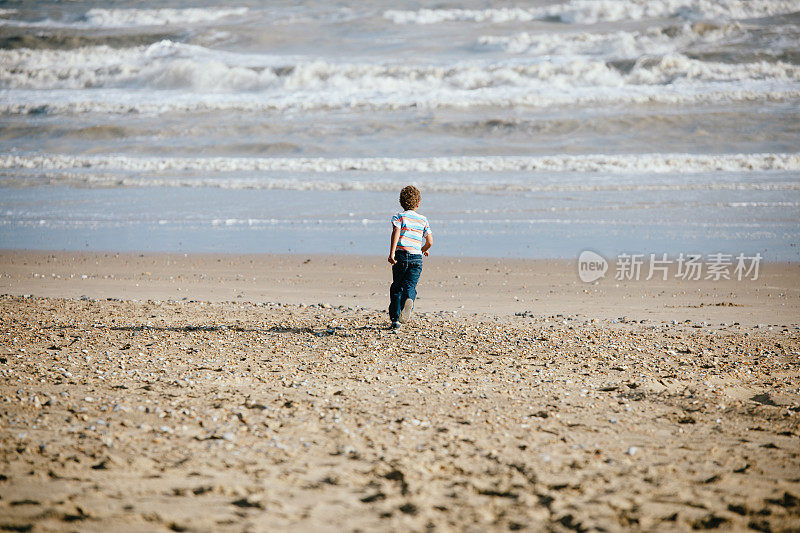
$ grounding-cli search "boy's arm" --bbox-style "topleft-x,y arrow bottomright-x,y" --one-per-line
388,226 -> 400,264
421,233 -> 433,256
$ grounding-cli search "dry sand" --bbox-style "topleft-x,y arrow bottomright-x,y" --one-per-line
0,251 -> 799,532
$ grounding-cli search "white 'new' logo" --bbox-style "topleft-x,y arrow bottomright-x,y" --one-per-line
578,250 -> 607,283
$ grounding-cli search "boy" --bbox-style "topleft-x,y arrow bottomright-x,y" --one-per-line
388,185 -> 433,329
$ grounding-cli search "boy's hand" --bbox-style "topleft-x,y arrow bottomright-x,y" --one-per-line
388,254 -> 396,265
423,250 -> 429,256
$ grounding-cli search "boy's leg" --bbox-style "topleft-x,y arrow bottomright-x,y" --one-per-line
399,259 -> 422,323
388,261 -> 405,322
404,260 -> 422,301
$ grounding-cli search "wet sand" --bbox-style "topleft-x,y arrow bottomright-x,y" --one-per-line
0,251 -> 798,531
1,251 -> 798,326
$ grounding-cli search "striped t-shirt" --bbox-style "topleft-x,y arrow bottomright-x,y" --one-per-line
392,210 -> 431,255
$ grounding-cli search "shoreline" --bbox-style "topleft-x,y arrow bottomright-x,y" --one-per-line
1,250 -> 798,327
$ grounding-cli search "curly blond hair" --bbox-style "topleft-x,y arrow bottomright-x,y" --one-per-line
399,185 -> 421,210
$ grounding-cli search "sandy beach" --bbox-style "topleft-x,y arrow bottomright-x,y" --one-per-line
2,0 -> 800,530
0,251 -> 798,532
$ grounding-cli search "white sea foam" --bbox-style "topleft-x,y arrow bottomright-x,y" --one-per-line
83,7 -> 248,28
546,0 -> 800,24
1,217 -> 786,231
627,54 -> 799,84
385,0 -> 799,25
0,7 -> 248,29
0,41 -> 287,91
2,153 -> 798,177
477,24 -> 734,57
3,86 -> 799,115
2,41 -> 797,102
384,7 -> 539,24
2,170 -> 799,193
724,201 -> 800,207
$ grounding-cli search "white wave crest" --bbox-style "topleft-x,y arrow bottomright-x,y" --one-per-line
385,0 -> 799,25
83,7 -> 248,28
477,23 -> 734,57
0,7 -> 248,29
0,41 -> 284,91
2,153 -> 799,175
3,169 -> 800,193
3,87 -> 799,115
627,54 -> 799,84
547,0 -> 799,24
384,7 -> 539,24
2,42 -> 797,94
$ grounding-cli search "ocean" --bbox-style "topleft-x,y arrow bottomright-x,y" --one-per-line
1,0 -> 798,259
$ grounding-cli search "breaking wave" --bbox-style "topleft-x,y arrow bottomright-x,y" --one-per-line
477,23 -> 735,57
0,41 -> 286,91
82,7 -> 248,28
1,41 -> 797,113
2,153 -> 799,176
546,0 -> 800,24
0,7 -> 248,29
385,0 -> 799,25
5,89 -> 798,115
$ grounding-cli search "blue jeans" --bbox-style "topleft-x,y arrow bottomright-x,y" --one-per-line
389,250 -> 423,321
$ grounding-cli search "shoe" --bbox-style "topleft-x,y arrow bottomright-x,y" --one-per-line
391,321 -> 401,330
399,298 -> 414,323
